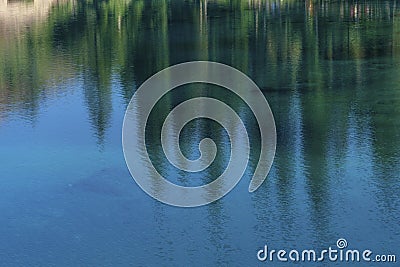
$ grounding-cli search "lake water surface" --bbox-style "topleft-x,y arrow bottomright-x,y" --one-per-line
0,0 -> 399,266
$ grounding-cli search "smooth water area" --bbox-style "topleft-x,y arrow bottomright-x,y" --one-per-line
0,0 -> 399,265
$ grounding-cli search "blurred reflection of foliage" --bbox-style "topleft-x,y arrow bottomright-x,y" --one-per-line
0,0 -> 399,146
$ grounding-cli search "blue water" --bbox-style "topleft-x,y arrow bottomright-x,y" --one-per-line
0,0 -> 399,266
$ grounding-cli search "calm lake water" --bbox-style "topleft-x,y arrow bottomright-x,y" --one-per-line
1,0 -> 400,266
